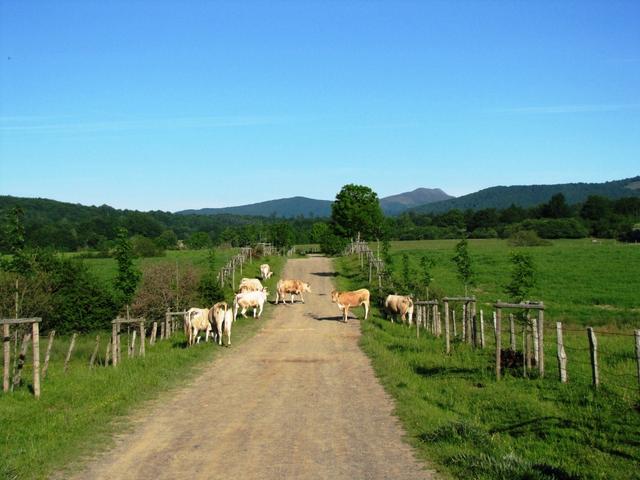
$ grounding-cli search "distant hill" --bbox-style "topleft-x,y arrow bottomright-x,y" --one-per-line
178,188 -> 453,218
410,176 -> 640,214
379,188 -> 453,215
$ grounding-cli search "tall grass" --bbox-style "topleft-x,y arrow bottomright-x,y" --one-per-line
0,255 -> 285,480
335,252 -> 640,480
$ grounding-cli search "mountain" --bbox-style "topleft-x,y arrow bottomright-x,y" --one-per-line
177,196 -> 333,218
177,188 -> 453,218
410,176 -> 640,214
379,188 -> 453,215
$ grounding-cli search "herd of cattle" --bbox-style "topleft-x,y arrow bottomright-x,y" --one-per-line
183,263 -> 416,346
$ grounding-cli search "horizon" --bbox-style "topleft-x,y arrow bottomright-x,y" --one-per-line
1,1 -> 639,211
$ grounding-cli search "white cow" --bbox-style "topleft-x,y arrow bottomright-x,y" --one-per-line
209,302 -> 233,346
384,294 -> 414,326
234,290 -> 268,320
260,264 -> 273,280
185,307 -> 211,346
238,278 -> 265,293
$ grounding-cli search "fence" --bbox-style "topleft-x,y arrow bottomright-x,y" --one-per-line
344,240 -> 640,396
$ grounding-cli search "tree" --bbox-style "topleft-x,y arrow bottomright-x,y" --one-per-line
131,235 -> 165,258
419,255 -> 435,299
198,248 -> 224,304
505,252 -> 536,303
156,229 -> 178,249
310,222 -> 330,243
330,184 -> 384,240
541,193 -> 571,218
452,237 -> 474,296
269,222 -> 294,249
187,231 -> 212,249
113,227 -> 140,309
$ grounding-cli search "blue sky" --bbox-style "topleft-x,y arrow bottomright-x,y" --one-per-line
1,1 -> 638,211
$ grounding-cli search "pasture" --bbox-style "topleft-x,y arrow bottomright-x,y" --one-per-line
75,248 -> 238,283
334,241 -> 640,480
381,239 -> 640,327
0,255 -> 285,480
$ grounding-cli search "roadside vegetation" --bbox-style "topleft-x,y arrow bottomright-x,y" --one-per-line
335,247 -> 640,480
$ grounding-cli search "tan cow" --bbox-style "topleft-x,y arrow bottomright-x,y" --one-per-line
185,307 -> 211,346
330,289 -> 370,323
275,279 -> 311,304
260,264 -> 273,280
238,277 -> 265,293
384,294 -> 414,325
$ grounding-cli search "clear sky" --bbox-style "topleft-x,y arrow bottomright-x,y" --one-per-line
1,1 -> 638,212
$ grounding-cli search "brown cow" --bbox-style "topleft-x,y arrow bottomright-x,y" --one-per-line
330,289 -> 370,323
384,294 -> 414,325
275,279 -> 311,304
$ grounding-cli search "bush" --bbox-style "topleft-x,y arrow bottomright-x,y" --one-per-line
320,232 -> 348,256
470,227 -> 498,239
516,218 -> 588,239
507,230 -> 551,247
131,235 -> 165,258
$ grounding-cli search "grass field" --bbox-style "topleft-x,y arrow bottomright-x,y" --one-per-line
0,255 -> 285,480
380,239 -> 640,328
74,248 -> 239,283
335,244 -> 640,480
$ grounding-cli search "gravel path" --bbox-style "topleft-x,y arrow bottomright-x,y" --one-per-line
72,256 -> 435,480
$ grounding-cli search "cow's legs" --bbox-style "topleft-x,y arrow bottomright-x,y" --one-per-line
242,307 -> 248,318
364,302 -> 370,320
258,302 -> 264,317
343,306 -> 349,323
300,293 -> 305,303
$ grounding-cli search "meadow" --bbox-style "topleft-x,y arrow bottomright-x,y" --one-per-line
335,239 -> 640,480
73,247 -> 238,283
380,238 -> 640,328
0,255 -> 285,480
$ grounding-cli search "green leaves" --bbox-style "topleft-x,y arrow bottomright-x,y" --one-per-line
452,237 -> 474,293
505,252 -> 536,303
113,227 -> 140,307
331,184 -> 385,240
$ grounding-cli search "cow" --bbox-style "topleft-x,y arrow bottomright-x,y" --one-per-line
238,277 -> 265,293
209,302 -> 228,345
233,290 -> 268,320
275,279 -> 311,304
384,294 -> 414,326
185,307 -> 211,346
330,289 -> 370,323
209,301 -> 233,346
260,264 -> 273,280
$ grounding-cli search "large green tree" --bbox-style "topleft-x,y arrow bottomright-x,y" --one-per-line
330,184 -> 384,240
113,227 -> 141,309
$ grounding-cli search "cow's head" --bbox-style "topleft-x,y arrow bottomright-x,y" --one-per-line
330,290 -> 338,302
303,282 -> 311,293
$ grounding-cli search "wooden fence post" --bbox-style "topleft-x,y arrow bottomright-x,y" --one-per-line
64,333 -> 77,373
42,330 -> 55,380
635,330 -> 640,391
165,309 -> 170,339
509,314 -> 516,351
537,306 -> 544,378
523,323 -> 529,378
139,321 -> 145,357
117,323 -> 122,363
105,339 -> 112,366
3,322 -> 10,392
89,335 -> 100,368
531,313 -> 539,366
444,300 -> 450,354
160,322 -> 165,340
12,333 -> 31,389
480,309 -> 485,349
150,322 -> 157,345
587,327 -> 599,387
130,330 -> 137,358
461,304 -> 467,342
556,322 -> 567,383
471,301 -> 477,347
452,310 -> 457,337
495,307 -> 502,380
112,321 -> 118,367
436,305 -> 441,337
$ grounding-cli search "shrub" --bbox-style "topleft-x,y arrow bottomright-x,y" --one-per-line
320,232 -> 348,256
507,230 -> 551,247
131,235 -> 165,258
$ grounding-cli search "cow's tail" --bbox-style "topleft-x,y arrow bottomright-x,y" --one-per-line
233,295 -> 239,321
407,298 -> 414,326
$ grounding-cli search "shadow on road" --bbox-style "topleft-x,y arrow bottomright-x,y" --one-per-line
310,271 -> 339,277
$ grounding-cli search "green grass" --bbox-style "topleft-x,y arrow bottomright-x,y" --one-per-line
0,255 -> 285,480
380,239 -> 640,328
75,248 -> 239,283
335,253 -> 640,480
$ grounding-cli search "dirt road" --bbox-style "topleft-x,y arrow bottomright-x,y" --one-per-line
73,256 -> 435,479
